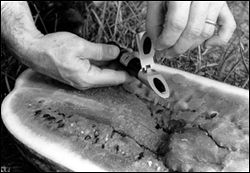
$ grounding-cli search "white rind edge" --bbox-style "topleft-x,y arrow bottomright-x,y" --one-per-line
1,67 -> 249,172
153,64 -> 249,99
1,70 -> 107,172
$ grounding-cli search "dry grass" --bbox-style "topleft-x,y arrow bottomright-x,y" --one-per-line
1,1 -> 249,172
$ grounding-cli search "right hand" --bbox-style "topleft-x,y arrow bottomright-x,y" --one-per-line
146,1 -> 236,58
29,32 -> 131,90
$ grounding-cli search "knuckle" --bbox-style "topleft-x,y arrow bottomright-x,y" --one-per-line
201,29 -> 214,38
74,73 -> 92,86
186,26 -> 202,38
45,47 -> 56,59
60,55 -> 73,69
72,77 -> 92,90
169,20 -> 186,32
94,44 -> 103,60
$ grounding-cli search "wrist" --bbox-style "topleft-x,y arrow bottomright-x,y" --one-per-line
4,29 -> 44,67
1,1 -> 44,67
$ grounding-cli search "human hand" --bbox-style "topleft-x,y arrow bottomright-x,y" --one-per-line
29,32 -> 131,90
146,1 -> 236,58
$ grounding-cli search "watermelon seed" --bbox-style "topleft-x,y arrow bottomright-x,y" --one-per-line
115,145 -> 120,153
47,116 -> 56,121
205,111 -> 219,119
110,131 -> 115,138
57,112 -> 66,117
56,119 -> 63,124
101,144 -> 105,149
93,138 -> 99,144
56,120 -> 65,128
85,135 -> 91,140
42,114 -> 56,121
67,114 -> 73,118
34,110 -> 42,116
137,152 -> 144,160
156,108 -> 164,114
94,130 -> 100,137
38,99 -> 45,104
42,114 -> 50,118
155,124 -> 161,129
57,123 -> 65,128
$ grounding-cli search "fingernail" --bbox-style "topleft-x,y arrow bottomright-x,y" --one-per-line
108,45 -> 120,57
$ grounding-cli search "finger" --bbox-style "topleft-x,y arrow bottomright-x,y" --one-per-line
84,65 -> 132,86
79,40 -> 120,61
68,59 -> 132,89
188,23 -> 215,51
146,1 -> 165,44
155,1 -> 191,50
189,2 -> 225,50
58,58 -> 92,89
168,2 -> 210,55
205,3 -> 236,47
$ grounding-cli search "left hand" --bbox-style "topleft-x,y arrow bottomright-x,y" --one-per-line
146,1 -> 236,58
26,32 -> 132,90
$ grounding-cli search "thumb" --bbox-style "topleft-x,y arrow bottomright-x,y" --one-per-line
80,40 -> 120,61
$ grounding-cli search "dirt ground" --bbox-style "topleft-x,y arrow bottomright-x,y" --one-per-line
1,1 -> 249,172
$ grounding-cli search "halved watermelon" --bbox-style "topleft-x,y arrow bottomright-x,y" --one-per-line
1,64 -> 249,172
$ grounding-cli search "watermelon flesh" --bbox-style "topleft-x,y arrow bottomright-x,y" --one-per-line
1,66 -> 249,172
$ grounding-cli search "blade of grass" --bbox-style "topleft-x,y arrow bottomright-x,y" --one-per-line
195,45 -> 202,73
123,1 -> 140,22
223,58 -> 241,82
16,64 -> 23,75
32,3 -> 48,34
218,36 -> 238,72
200,63 -> 218,70
242,77 -> 249,88
239,40 -> 249,73
33,14 -> 39,24
96,1 -> 107,42
4,75 -> 11,92
54,13 -> 58,32
91,9 -> 109,41
113,1 -> 122,40
1,72 -> 15,81
219,47 -> 236,78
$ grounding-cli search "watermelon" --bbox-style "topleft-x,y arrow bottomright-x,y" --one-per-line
1,65 -> 249,172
